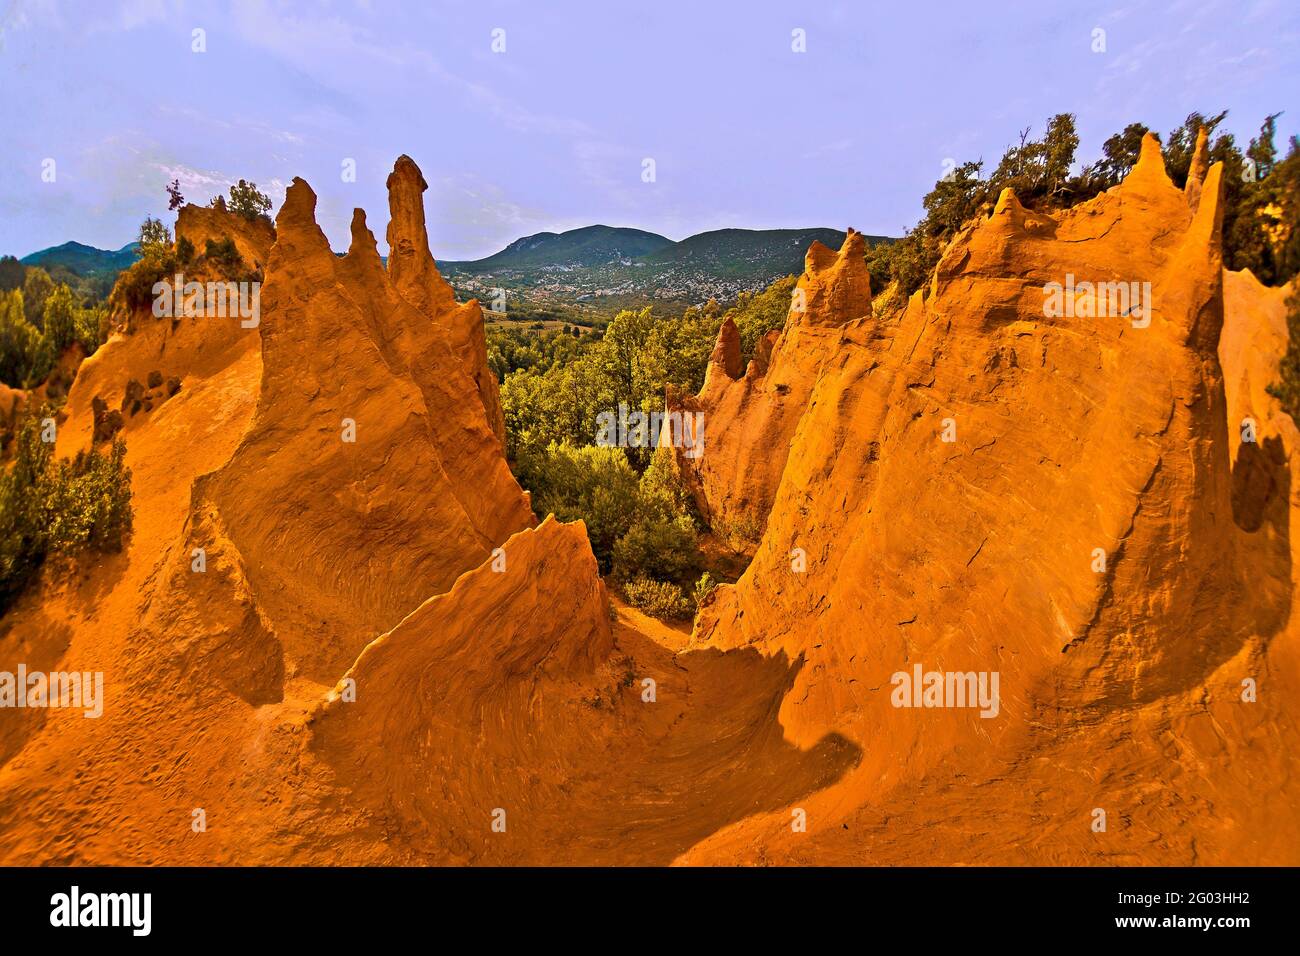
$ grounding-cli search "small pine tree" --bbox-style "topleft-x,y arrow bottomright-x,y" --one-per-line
1247,113 -> 1284,182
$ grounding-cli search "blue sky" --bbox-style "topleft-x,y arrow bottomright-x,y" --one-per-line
1,0 -> 1297,260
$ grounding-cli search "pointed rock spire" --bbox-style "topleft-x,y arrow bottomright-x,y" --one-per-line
751,328 -> 779,377
1118,131 -> 1178,200
382,155 -> 506,444
385,155 -> 456,315
702,317 -> 744,393
993,187 -> 1026,218
1185,126 -> 1210,212
347,208 -> 380,261
271,177 -> 333,263
793,227 -> 872,325
1187,160 -> 1226,263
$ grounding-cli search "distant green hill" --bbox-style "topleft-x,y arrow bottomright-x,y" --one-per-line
20,241 -> 141,276
14,224 -> 896,313
444,225 -> 673,271
441,225 -> 892,307
642,227 -> 858,276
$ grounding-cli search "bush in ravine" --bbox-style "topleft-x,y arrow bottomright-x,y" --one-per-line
692,571 -> 718,609
0,413 -> 133,611
621,576 -> 693,620
521,435 -> 705,584
525,443 -> 642,570
612,512 -> 699,583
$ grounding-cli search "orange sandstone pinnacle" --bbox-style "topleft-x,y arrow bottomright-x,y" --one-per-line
1,144 -> 1298,866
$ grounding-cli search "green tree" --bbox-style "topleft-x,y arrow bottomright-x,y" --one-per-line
138,216 -> 172,260
0,290 -> 54,387
73,304 -> 108,354
1041,113 -> 1080,198
593,306 -> 657,410
924,160 -> 986,234
22,267 -> 55,329
1084,122 -> 1151,188
1247,112 -> 1284,181
0,256 -> 23,293
500,354 -> 609,465
1227,117 -> 1298,282
42,284 -> 76,351
642,306 -> 720,397
982,113 -> 1079,204
227,179 -> 272,221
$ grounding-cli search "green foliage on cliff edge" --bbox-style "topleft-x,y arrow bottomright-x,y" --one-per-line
0,270 -> 107,389
868,111 -> 1300,311
0,413 -> 133,612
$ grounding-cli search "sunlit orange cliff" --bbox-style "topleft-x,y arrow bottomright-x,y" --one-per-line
1,138 -> 1297,865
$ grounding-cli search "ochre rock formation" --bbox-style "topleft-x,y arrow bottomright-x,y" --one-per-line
1185,126 -> 1210,214
666,228 -> 874,541
1,142 -> 1298,866
681,134 -> 1300,863
386,156 -> 507,446
307,516 -> 616,861
0,156 -> 546,862
191,174 -> 533,681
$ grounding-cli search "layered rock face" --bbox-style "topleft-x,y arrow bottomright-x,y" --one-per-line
307,517 -> 616,860
306,518 -> 860,865
191,171 -> 534,680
